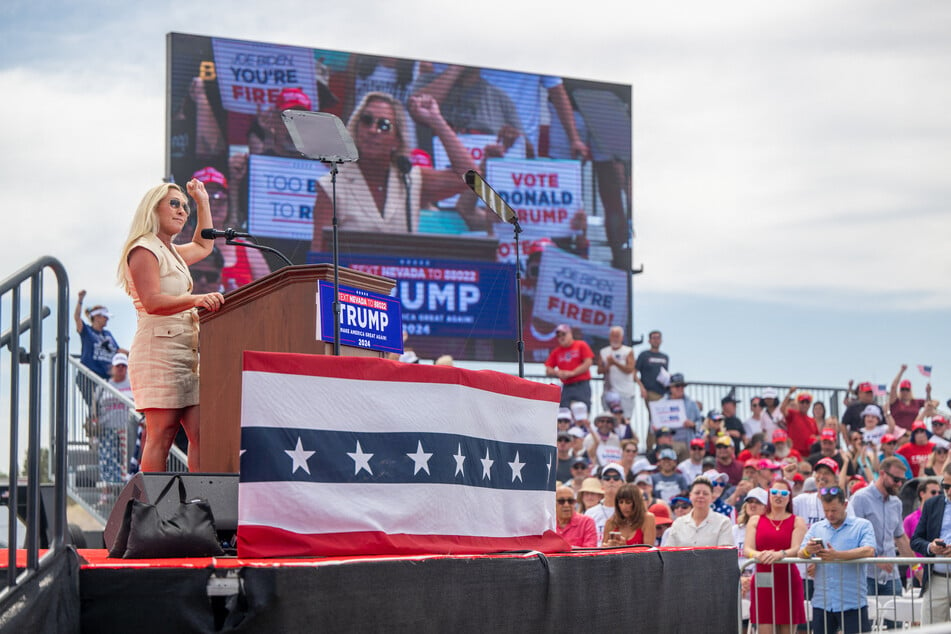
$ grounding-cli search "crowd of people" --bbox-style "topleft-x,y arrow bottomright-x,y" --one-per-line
549,326 -> 951,631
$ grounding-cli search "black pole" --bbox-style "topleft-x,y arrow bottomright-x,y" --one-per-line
330,161 -> 341,356
513,220 -> 525,378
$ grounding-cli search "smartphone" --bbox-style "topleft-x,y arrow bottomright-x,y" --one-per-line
810,538 -> 825,547
609,531 -> 622,541
936,540 -> 947,548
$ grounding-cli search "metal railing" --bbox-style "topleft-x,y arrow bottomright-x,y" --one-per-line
524,373 -> 846,445
0,256 -> 68,598
738,556 -> 951,632
60,355 -> 188,524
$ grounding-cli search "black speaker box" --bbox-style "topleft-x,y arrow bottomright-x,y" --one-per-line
103,472 -> 238,552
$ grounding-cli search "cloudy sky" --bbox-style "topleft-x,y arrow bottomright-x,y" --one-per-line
1,0 -> 949,407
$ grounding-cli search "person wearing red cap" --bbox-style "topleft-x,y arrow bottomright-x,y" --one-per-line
898,421 -> 935,477
678,437 -> 707,482
189,166 -> 271,292
780,387 -> 818,456
771,429 -> 803,463
878,433 -> 913,480
544,324 -> 595,410
841,381 -> 884,433
889,364 -> 932,431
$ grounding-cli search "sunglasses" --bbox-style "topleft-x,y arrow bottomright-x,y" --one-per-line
711,481 -> 725,487
672,502 -> 691,510
601,474 -> 622,481
769,488 -> 790,497
556,498 -> 575,505
819,487 -> 841,496
359,114 -> 393,133
885,473 -> 907,485
941,482 -> 951,491
572,464 -> 587,470
168,198 -> 190,213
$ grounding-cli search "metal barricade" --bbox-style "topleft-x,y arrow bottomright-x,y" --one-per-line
525,373 -> 846,451
59,355 -> 188,524
738,556 -> 951,633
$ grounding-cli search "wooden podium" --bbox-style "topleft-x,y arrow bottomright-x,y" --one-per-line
197,264 -> 396,472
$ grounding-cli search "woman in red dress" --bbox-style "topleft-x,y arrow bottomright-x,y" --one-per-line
601,483 -> 656,547
744,478 -> 806,633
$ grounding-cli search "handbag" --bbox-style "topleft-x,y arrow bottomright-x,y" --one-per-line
108,474 -> 225,558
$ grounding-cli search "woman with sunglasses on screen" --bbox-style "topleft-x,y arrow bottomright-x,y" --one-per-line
309,91 -> 475,249
117,180 -> 225,473
744,478 -> 807,633
601,483 -> 656,547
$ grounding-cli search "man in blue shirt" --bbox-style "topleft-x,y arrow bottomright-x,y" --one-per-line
801,487 -> 876,634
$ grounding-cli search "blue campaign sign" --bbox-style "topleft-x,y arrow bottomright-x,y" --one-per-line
316,282 -> 404,354
307,254 -> 517,339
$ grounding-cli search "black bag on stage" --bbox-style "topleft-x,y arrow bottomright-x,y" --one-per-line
108,474 -> 225,558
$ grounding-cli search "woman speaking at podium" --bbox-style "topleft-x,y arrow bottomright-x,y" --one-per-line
309,91 -> 474,246
117,179 -> 225,472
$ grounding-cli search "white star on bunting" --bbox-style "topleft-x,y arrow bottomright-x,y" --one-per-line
406,441 -> 433,475
509,451 -> 526,482
348,440 -> 374,476
284,437 -> 315,475
480,448 -> 494,480
453,443 -> 466,477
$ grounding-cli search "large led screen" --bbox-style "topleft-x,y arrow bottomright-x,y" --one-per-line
167,32 -> 632,363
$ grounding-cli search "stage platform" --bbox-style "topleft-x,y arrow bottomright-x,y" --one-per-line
6,545 -> 740,632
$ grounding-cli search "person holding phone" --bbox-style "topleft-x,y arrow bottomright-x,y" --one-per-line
800,486 -> 876,634
911,461 -> 951,625
744,479 -> 807,633
601,483 -> 656,547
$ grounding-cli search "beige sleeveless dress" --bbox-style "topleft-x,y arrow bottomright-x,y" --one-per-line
126,233 -> 200,409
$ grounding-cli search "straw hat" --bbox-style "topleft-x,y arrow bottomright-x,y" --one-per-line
579,477 -> 605,496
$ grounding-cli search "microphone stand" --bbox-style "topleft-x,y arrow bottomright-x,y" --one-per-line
511,218 -> 525,379
462,170 -> 525,377
279,110 -> 359,357
329,160 -> 341,356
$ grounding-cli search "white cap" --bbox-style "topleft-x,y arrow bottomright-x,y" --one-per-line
744,487 -> 768,505
88,307 -> 113,319
701,469 -> 729,484
111,352 -> 129,366
570,401 -> 589,421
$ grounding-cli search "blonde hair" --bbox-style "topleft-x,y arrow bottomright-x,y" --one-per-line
116,183 -> 184,294
347,91 -> 410,159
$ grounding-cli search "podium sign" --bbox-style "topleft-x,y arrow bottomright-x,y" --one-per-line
316,281 -> 403,354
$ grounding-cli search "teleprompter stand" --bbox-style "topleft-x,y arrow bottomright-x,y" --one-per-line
282,110 -> 359,356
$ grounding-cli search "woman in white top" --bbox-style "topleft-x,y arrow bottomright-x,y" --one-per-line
662,477 -> 734,547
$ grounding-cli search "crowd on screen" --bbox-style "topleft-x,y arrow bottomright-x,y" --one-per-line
548,326 -> 951,629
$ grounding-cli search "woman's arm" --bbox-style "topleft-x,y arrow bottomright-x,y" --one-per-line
785,517 -> 808,558
127,247 -> 223,316
175,179 -> 216,266
743,516 -> 760,559
410,94 -> 475,204
74,289 -> 86,334
641,513 -> 656,546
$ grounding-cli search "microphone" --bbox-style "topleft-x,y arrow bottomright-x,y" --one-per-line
201,227 -> 251,240
395,156 -> 413,233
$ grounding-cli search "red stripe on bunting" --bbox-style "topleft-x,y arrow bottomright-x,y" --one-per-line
242,351 -> 560,403
237,525 -> 571,558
